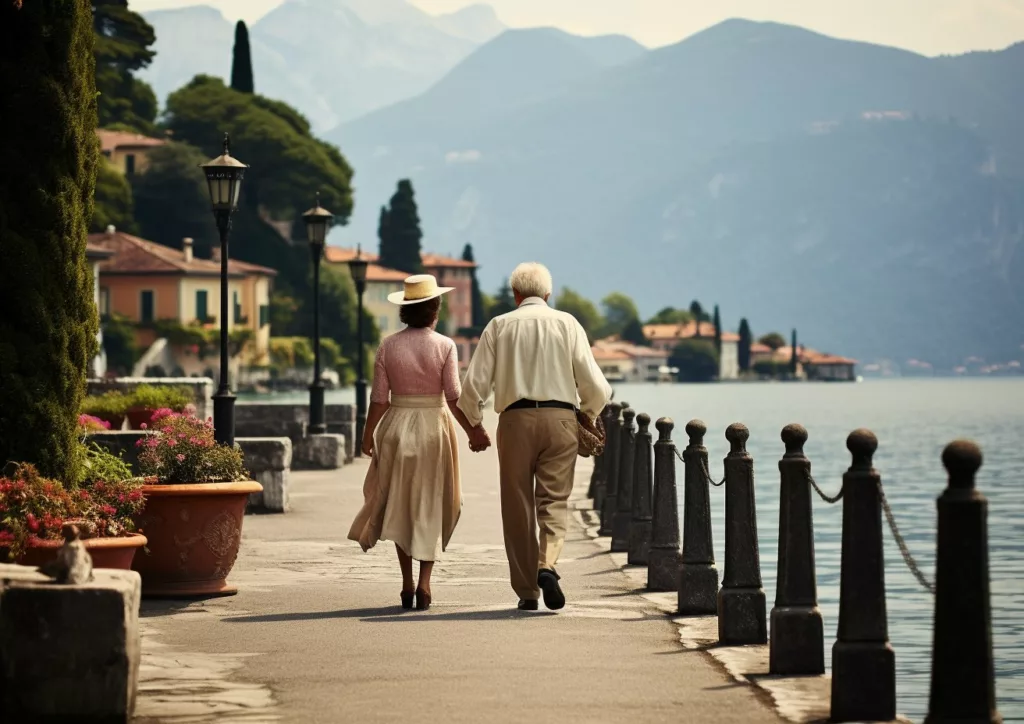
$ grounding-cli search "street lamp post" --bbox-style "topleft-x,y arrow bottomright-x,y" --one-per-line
201,133 -> 248,446
347,246 -> 369,455
302,193 -> 333,435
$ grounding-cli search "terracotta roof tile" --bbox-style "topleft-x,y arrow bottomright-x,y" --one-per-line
421,252 -> 476,269
323,246 -> 476,269
592,347 -> 632,361
96,129 -> 166,153
366,264 -> 408,283
89,229 -> 276,277
643,321 -> 737,342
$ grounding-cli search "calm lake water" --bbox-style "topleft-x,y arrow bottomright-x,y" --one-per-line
242,378 -> 1024,722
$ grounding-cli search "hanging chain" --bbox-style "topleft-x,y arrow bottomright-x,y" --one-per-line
804,469 -> 845,503
877,479 -> 935,594
672,448 -> 726,486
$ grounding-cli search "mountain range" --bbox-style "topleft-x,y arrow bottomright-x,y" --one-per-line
140,0 -> 507,131
326,19 -> 1024,369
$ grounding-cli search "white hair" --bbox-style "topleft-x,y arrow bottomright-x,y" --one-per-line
509,262 -> 553,299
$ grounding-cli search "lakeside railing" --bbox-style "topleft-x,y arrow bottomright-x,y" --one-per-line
588,402 -> 1001,724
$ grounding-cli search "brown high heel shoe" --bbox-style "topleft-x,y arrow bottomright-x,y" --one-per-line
415,588 -> 431,611
401,590 -> 415,609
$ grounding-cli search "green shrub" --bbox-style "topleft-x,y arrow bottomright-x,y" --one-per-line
81,391 -> 131,418
130,384 -> 193,411
76,441 -> 132,487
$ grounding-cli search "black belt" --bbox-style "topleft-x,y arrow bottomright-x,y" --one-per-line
505,399 -> 577,412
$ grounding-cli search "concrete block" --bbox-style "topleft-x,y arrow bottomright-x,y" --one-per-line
294,434 -> 346,471
237,437 -> 293,513
0,563 -> 141,723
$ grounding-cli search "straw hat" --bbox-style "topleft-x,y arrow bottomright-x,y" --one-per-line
387,274 -> 455,305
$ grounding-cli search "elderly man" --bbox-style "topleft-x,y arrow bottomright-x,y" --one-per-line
459,262 -> 612,611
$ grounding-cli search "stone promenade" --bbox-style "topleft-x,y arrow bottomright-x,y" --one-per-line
133,412 -> 782,723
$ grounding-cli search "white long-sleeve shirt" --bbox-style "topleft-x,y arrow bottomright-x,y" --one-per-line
457,297 -> 613,427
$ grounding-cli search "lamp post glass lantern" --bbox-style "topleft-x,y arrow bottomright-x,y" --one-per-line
348,246 -> 369,455
303,193 -> 334,435
200,132 -> 248,446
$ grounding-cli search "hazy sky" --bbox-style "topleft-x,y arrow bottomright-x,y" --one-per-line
131,0 -> 1024,56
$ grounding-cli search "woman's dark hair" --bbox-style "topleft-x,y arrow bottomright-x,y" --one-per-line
400,296 -> 442,329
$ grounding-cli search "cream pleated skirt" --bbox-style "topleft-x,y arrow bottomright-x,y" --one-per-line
347,395 -> 462,562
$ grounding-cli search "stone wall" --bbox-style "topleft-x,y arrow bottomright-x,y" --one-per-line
87,377 -> 214,421
237,438 -> 292,513
235,403 -> 355,460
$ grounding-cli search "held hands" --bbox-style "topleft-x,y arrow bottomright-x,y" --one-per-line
468,425 -> 491,453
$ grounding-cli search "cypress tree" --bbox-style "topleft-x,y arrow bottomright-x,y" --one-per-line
738,318 -> 752,372
1,0 -> 99,482
790,329 -> 799,376
712,304 -> 722,354
230,20 -> 254,93
378,179 -> 423,274
620,317 -> 648,346
689,299 -> 705,323
462,243 -> 486,330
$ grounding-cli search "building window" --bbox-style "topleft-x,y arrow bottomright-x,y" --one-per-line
125,153 -> 136,175
259,304 -> 270,327
99,287 -> 110,318
140,290 -> 154,323
195,290 -> 208,322
233,291 -> 242,323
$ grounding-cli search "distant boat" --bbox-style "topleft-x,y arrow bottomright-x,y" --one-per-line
856,375 -> 864,383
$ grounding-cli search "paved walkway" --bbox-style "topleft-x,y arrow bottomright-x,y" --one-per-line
134,412 -> 782,724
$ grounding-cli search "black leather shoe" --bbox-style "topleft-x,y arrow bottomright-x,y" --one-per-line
517,599 -> 539,611
538,569 -> 565,610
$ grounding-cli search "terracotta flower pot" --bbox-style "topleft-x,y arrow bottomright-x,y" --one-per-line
132,481 -> 263,598
5,533 -> 147,570
126,407 -> 156,429
95,413 -> 126,430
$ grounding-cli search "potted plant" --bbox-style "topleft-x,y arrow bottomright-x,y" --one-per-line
78,413 -> 112,432
0,451 -> 148,570
132,410 -> 261,597
126,384 -> 194,429
81,391 -> 131,430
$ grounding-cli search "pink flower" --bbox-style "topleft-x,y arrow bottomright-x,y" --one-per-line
166,438 -> 177,447
147,439 -> 159,448
176,454 -> 185,462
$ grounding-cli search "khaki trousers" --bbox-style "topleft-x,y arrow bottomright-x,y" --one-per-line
496,408 -> 578,600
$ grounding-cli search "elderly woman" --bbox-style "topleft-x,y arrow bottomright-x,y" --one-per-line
348,274 -> 490,611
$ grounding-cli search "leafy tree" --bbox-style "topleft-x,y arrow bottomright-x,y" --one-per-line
1,0 -> 99,482
163,75 -> 353,296
646,307 -> 692,325
738,318 -> 753,372
378,179 -> 423,274
164,75 -> 352,228
91,157 -> 136,233
790,329 -> 799,375
689,300 -> 709,323
487,280 -> 516,320
759,332 -> 786,350
230,20 -> 254,94
712,304 -> 722,353
462,243 -> 486,330
92,0 -> 158,133
555,287 -> 601,340
131,142 -> 216,257
620,317 -> 648,346
669,339 -> 720,383
600,292 -> 640,338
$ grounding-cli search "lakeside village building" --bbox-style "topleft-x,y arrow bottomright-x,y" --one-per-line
592,322 -> 857,382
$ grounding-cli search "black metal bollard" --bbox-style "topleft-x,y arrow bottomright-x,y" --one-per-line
678,419 -> 718,615
592,405 -> 616,514
925,441 -> 1001,724
611,408 -> 636,553
718,423 -> 767,645
647,418 -> 681,591
769,424 -> 825,675
628,413 -> 654,566
598,403 -> 624,536
831,429 -> 895,723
